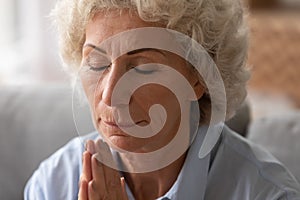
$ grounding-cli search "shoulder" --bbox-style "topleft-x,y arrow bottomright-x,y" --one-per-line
24,132 -> 98,200
206,126 -> 300,200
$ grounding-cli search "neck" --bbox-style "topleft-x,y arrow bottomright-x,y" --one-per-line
122,152 -> 187,200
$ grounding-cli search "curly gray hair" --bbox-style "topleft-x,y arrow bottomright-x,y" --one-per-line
52,0 -> 250,123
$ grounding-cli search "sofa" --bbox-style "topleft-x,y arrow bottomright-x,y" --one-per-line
0,84 -> 299,200
0,84 -> 93,200
248,113 -> 300,182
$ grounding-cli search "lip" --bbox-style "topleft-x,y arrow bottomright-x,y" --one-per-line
103,120 -> 136,128
98,120 -> 126,137
100,118 -> 148,129
101,118 -> 139,129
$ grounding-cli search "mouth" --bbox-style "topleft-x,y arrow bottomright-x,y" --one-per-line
103,120 -> 135,128
100,118 -> 148,129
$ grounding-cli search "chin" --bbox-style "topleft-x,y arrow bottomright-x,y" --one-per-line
108,135 -> 159,153
103,134 -> 140,152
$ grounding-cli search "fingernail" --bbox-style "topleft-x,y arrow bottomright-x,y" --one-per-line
86,140 -> 96,154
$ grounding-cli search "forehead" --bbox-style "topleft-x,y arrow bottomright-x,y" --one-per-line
85,10 -> 163,46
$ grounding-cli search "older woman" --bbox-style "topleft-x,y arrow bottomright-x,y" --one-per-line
25,0 -> 300,199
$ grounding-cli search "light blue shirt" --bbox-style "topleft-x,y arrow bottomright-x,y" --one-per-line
24,126 -> 300,200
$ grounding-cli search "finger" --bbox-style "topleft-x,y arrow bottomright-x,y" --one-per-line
78,179 -> 88,200
85,140 -> 96,155
88,180 -> 101,200
121,177 -> 129,200
91,154 -> 107,192
81,151 -> 92,183
94,138 -> 115,165
90,155 -> 128,200
94,140 -> 121,187
92,139 -> 126,198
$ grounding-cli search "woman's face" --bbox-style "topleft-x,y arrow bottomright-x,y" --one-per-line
81,10 -> 204,153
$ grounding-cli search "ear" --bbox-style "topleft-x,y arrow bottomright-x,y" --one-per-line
187,68 -> 205,100
191,79 -> 205,100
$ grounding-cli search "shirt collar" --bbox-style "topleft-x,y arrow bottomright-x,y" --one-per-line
159,125 -> 211,200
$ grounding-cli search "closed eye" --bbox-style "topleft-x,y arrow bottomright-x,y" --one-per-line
133,64 -> 159,75
134,67 -> 155,74
89,64 -> 111,72
83,55 -> 111,72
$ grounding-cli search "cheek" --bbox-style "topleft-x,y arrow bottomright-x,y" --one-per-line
80,72 -> 106,122
130,85 -> 181,122
80,71 -> 104,100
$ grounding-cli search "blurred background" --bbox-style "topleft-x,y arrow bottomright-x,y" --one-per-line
0,0 -> 299,116
0,0 -> 300,199
0,0 -> 67,84
247,0 -> 300,118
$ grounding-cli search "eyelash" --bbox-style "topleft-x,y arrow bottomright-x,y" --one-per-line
88,64 -> 111,72
134,67 -> 156,75
88,63 -> 157,75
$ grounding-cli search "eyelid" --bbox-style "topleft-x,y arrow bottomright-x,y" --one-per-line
134,67 -> 155,74
82,44 -> 111,66
89,63 -> 111,72
84,55 -> 111,67
81,55 -> 111,70
133,63 -> 161,75
82,52 -> 111,69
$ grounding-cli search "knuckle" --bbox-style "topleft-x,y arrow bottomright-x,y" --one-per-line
79,176 -> 86,185
83,151 -> 90,158
78,176 -> 84,187
88,180 -> 106,200
89,180 -> 97,191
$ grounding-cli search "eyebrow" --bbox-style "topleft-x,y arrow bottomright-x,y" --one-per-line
84,44 -> 107,54
126,48 -> 166,57
84,43 -> 166,57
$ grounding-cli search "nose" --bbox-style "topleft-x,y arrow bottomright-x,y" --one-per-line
99,60 -> 126,106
